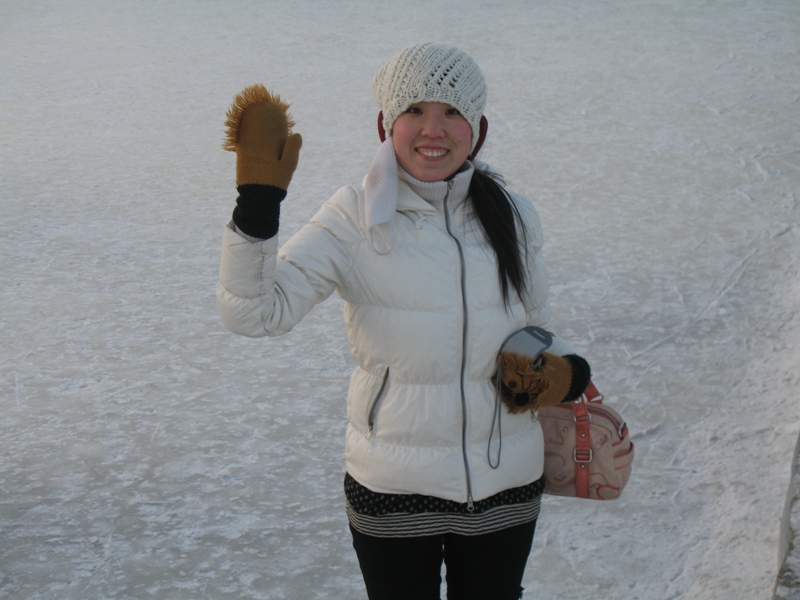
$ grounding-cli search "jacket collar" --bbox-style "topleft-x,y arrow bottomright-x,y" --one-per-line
397,163 -> 474,215
363,138 -> 474,254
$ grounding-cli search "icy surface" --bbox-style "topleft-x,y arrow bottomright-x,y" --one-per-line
1,1 -> 799,598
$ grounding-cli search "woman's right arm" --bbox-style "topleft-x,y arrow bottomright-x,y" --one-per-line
216,84 -> 320,338
217,188 -> 357,338
215,85 -> 360,338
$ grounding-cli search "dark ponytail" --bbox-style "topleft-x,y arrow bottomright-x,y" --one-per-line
468,169 -> 529,307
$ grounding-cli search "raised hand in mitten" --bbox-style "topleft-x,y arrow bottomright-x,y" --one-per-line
223,84 -> 302,188
496,351 -> 591,414
223,84 -> 303,238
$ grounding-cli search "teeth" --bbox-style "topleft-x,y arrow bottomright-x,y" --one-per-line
419,149 -> 447,158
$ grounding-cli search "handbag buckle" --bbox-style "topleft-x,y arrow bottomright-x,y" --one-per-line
574,448 -> 593,463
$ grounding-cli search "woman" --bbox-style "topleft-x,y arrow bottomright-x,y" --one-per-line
218,42 -> 587,600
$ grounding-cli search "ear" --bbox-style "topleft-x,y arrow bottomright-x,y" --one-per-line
468,115 -> 489,161
377,111 -> 386,142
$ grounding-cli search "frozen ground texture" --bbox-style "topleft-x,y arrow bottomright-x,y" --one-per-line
1,1 -> 799,598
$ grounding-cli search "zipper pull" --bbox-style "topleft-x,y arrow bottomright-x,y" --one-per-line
467,495 -> 475,512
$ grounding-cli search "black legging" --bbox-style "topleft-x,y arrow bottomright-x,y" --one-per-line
350,520 -> 536,600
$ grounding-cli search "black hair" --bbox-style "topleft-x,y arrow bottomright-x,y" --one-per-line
468,168 -> 529,307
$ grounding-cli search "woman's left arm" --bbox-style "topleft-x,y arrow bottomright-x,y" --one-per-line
518,197 -> 551,326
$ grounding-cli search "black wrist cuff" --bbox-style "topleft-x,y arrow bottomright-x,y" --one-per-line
563,354 -> 592,402
232,184 -> 287,239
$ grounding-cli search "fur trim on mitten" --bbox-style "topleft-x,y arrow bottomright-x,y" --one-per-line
495,351 -> 591,414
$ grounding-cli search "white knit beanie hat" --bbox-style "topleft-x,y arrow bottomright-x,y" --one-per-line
372,42 -> 487,151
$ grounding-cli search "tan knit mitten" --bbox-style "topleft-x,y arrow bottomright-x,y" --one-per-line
496,352 -> 591,414
223,84 -> 302,190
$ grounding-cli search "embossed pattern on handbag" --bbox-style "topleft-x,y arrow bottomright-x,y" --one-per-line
538,382 -> 634,500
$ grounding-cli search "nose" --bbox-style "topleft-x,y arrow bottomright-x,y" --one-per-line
420,113 -> 445,137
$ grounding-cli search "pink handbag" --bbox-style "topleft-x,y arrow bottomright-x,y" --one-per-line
538,382 -> 634,500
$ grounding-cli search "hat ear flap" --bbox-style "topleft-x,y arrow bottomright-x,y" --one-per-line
469,115 -> 488,161
377,111 -> 387,142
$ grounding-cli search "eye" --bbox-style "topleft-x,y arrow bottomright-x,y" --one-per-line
446,108 -> 462,116
405,106 -> 423,114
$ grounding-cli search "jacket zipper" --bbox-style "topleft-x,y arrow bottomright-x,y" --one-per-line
443,180 -> 475,511
367,367 -> 390,435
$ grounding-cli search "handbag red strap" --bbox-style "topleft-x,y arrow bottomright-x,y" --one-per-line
572,381 -> 600,498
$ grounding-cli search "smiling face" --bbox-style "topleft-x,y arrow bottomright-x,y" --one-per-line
390,102 -> 474,182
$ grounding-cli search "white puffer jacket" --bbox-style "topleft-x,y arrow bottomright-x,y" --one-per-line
217,164 -> 551,505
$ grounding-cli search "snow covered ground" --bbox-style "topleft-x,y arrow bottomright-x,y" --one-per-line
2,1 -> 799,598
